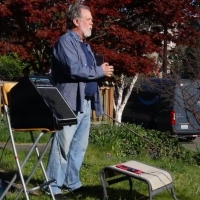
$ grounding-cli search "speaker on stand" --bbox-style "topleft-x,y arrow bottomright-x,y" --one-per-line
9,76 -> 77,129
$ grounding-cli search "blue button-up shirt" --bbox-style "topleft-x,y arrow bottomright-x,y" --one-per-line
51,30 -> 105,116
80,41 -> 98,96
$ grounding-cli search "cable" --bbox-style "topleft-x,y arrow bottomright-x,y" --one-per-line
0,136 -> 10,162
141,170 -> 174,197
103,113 -> 161,151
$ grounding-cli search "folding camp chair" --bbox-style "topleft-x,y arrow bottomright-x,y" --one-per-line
100,160 -> 178,200
0,82 -> 57,200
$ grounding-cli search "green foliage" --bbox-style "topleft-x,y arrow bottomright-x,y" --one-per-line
0,116 -> 7,129
0,119 -> 198,165
90,123 -> 196,164
1,122 -> 200,199
0,53 -> 25,79
193,145 -> 200,165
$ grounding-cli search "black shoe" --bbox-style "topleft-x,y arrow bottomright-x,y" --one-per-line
54,193 -> 68,200
72,186 -> 88,194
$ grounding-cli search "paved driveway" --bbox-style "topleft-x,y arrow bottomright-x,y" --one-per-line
179,137 -> 200,151
1,137 -> 200,152
0,142 -> 50,151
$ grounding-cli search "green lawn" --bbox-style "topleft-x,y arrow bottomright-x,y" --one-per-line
0,122 -> 200,199
0,144 -> 200,200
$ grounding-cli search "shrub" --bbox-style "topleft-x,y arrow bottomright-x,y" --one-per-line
89,123 -> 197,164
0,53 -> 25,80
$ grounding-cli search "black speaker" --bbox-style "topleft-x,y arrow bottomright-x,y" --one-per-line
9,76 -> 77,129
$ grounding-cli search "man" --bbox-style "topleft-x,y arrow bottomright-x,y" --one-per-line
45,3 -> 114,200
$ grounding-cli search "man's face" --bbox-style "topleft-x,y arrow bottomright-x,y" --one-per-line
77,8 -> 93,38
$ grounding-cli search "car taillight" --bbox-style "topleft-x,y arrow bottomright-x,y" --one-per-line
170,110 -> 175,125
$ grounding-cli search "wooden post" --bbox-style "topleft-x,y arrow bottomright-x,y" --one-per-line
109,87 -> 114,122
91,86 -> 114,123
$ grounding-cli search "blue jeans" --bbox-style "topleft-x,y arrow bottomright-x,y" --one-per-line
46,99 -> 91,194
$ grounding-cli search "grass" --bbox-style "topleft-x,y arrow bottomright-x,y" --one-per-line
0,120 -> 200,199
1,145 -> 200,200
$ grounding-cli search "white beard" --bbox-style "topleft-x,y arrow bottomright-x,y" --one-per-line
80,24 -> 92,38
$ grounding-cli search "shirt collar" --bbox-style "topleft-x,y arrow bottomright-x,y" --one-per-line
68,30 -> 87,43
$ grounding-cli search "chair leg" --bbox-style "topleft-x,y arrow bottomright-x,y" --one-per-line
99,170 -> 109,200
0,174 -> 17,200
4,108 -> 30,199
128,177 -> 133,194
15,132 -> 55,200
2,104 -> 56,200
171,187 -> 178,200
148,184 -> 153,200
9,143 -> 30,199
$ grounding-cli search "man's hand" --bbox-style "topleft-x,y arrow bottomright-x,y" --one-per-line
101,62 -> 114,77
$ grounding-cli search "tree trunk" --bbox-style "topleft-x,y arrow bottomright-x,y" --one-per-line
114,73 -> 139,124
115,109 -> 123,124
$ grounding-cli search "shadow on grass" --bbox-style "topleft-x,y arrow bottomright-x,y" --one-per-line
63,185 -> 150,200
0,170 -> 150,200
0,171 -> 179,200
0,170 -> 45,196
